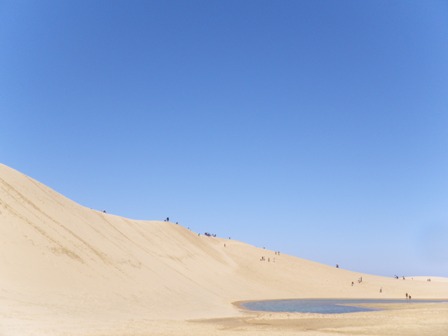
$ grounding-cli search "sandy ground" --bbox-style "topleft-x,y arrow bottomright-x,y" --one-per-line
3,303 -> 447,336
1,163 -> 447,336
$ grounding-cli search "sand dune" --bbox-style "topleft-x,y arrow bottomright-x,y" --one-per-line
1,163 -> 447,336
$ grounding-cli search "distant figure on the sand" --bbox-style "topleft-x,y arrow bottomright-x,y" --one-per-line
406,293 -> 409,299
336,264 -> 339,268
351,281 -> 354,286
380,287 -> 382,293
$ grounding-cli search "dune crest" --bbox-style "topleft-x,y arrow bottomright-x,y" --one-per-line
1,164 -> 447,335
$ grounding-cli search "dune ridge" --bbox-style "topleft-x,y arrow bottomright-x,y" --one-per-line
1,163 -> 447,335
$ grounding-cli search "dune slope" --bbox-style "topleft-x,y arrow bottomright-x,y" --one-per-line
1,164 -> 447,334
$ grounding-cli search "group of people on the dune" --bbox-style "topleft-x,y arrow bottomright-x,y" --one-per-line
394,275 -> 407,280
349,275 -> 414,299
259,251 -> 280,263
350,276 -> 363,287
204,232 -> 217,237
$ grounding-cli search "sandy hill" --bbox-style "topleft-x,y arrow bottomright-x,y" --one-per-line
1,164 -> 447,335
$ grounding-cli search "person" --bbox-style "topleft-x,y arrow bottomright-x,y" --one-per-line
380,287 -> 382,293
406,293 -> 409,299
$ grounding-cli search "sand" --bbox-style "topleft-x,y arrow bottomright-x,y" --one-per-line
1,163 -> 447,335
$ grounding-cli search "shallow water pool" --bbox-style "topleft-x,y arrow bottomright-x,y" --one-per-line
241,299 -> 445,314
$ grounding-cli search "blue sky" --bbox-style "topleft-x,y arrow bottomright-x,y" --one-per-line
1,0 -> 447,277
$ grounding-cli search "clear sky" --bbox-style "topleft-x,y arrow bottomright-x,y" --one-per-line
1,0 -> 447,277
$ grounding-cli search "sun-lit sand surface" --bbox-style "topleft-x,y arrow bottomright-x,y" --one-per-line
1,163 -> 447,335
411,276 -> 448,283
